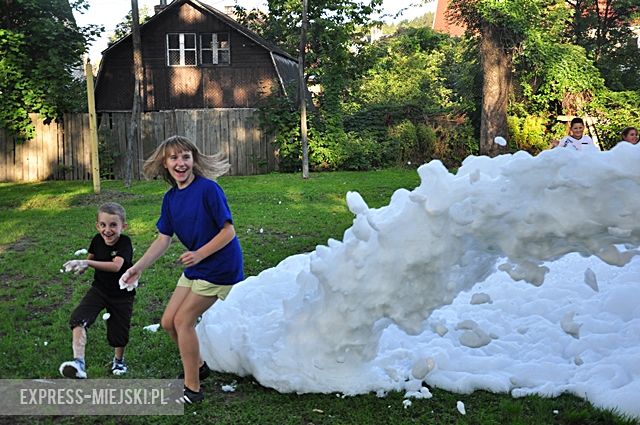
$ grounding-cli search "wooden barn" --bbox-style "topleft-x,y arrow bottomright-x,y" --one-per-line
95,0 -> 299,111
91,0 -> 300,176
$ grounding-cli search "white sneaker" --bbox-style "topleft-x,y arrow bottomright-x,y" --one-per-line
111,357 -> 127,376
59,359 -> 87,379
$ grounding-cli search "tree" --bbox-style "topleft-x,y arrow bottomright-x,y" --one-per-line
126,0 -> 144,188
567,0 -> 640,91
299,0 -> 310,179
448,0 -> 568,156
395,11 -> 435,30
0,0 -> 102,141
235,0 -> 384,156
109,6 -> 152,44
352,27 -> 473,115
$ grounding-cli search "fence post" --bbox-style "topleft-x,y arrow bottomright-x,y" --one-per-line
85,61 -> 101,194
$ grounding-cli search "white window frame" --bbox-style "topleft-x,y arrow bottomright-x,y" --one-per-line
166,33 -> 197,66
200,33 -> 230,65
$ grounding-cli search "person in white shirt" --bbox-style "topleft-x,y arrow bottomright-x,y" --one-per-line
619,126 -> 638,145
551,117 -> 599,151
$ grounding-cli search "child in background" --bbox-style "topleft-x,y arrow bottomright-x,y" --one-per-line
619,126 -> 638,145
551,117 -> 599,151
59,202 -> 135,378
121,135 -> 244,404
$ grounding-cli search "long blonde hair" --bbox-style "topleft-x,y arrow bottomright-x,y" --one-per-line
143,136 -> 230,186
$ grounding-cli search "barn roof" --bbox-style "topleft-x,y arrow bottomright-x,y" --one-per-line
101,0 -> 296,61
96,0 -> 300,97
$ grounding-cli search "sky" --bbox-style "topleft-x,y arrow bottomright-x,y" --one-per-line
190,143 -> 640,418
73,0 -> 437,63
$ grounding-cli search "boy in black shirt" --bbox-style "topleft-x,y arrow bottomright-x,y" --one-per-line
59,202 -> 135,378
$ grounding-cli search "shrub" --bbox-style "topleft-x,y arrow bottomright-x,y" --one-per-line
507,114 -> 550,154
424,118 -> 478,168
97,130 -> 119,180
416,123 -> 437,164
386,120 -> 418,165
308,127 -> 343,171
337,132 -> 381,171
586,90 -> 640,150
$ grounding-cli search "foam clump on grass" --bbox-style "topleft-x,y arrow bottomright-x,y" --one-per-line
143,324 -> 160,332
457,401 -> 466,415
198,144 -> 640,418
221,383 -> 236,392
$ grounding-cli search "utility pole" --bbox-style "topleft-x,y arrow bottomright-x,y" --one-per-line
126,0 -> 143,187
298,0 -> 309,179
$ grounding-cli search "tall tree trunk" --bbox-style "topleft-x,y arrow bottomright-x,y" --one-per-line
126,0 -> 143,187
479,22 -> 511,157
299,0 -> 309,179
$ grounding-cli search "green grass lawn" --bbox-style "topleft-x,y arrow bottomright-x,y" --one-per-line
0,169 -> 637,425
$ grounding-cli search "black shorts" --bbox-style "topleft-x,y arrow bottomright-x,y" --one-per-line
69,287 -> 134,348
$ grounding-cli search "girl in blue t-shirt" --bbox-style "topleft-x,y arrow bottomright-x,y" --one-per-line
122,135 -> 244,404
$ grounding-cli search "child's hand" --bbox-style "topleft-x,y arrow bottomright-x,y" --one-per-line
119,269 -> 139,291
178,251 -> 203,267
63,260 -> 89,275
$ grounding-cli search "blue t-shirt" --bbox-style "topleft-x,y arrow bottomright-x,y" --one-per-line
156,176 -> 244,285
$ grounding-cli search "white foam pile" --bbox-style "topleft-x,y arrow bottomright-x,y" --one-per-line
197,143 -> 640,417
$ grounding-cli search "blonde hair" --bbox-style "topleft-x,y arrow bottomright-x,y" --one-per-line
98,202 -> 126,223
143,135 -> 230,186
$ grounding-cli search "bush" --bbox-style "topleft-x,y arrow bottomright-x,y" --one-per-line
308,127 -> 343,171
337,132 -> 381,171
586,90 -> 640,150
272,126 -> 351,172
447,122 -> 478,166
416,123 -> 437,164
507,114 -> 551,154
97,128 -> 119,180
387,120 -> 422,165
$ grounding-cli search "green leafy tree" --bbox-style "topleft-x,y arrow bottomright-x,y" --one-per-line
351,27 -> 475,115
586,90 -> 640,149
515,42 -> 604,117
396,11 -> 435,29
235,0 -> 383,142
567,0 -> 640,91
108,6 -> 152,44
448,0 -> 571,156
0,0 -> 101,141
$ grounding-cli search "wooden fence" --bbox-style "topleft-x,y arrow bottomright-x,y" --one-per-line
0,109 -> 277,182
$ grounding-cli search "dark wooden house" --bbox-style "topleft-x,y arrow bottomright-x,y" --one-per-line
95,0 -> 299,111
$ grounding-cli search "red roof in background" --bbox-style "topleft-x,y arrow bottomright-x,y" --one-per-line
431,0 -> 635,36
592,0 -> 617,19
432,0 -> 466,37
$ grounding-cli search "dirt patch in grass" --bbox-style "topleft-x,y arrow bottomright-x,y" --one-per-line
25,277 -> 73,318
0,272 -> 29,288
0,293 -> 16,305
0,237 -> 35,255
138,295 -> 167,317
71,190 -> 142,206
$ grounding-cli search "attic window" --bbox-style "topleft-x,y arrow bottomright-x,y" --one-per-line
167,33 -> 197,66
200,33 -> 230,65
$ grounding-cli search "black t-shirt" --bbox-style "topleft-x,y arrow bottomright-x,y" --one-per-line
88,234 -> 134,298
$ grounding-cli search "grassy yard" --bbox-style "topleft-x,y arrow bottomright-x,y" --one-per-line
0,169 -> 636,425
